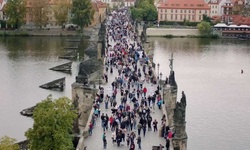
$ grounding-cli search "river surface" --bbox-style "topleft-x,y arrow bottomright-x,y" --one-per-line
150,37 -> 250,150
1,37 -> 250,150
0,36 -> 88,141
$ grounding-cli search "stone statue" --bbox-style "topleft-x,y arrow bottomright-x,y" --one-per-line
168,71 -> 177,87
169,53 -> 173,72
140,22 -> 147,43
173,91 -> 187,125
76,62 -> 89,85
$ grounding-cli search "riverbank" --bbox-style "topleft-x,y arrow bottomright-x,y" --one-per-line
137,28 -> 224,39
0,28 -> 94,37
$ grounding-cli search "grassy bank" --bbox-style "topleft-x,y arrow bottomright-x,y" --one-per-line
0,31 -> 29,36
163,34 -> 219,39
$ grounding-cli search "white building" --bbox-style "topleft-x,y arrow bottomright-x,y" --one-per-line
100,0 -> 135,8
208,0 -> 220,17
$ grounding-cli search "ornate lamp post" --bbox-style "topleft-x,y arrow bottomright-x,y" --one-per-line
99,70 -> 101,88
157,63 -> 160,80
159,72 -> 162,90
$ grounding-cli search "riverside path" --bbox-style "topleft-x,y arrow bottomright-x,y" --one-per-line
83,8 -> 173,150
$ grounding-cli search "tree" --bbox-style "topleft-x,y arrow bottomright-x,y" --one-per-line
0,136 -> 19,150
131,0 -> 157,22
202,14 -> 212,24
53,0 -> 72,26
4,0 -> 26,29
25,96 -> 77,150
71,0 -> 94,30
197,21 -> 211,35
31,0 -> 49,28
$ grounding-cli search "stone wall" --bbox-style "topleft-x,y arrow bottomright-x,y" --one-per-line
164,86 -> 178,127
72,83 -> 98,150
145,28 -> 200,36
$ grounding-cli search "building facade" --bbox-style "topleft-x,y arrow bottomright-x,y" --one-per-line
25,0 -> 72,27
208,0 -> 220,17
157,0 -> 210,22
90,1 -> 107,26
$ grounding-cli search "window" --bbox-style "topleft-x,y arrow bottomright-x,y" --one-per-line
184,10 -> 186,13
161,14 -> 162,20
171,9 -> 173,13
171,14 -> 173,20
180,14 -> 182,20
189,10 -> 191,13
165,9 -> 167,13
175,9 -> 177,13
181,10 -> 182,13
199,15 -> 202,20
175,14 -> 177,20
199,10 -> 201,13
165,15 -> 167,19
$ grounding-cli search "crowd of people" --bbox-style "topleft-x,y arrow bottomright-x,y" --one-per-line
88,8 -> 173,150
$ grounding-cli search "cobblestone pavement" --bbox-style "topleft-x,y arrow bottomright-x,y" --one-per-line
84,9 -> 172,150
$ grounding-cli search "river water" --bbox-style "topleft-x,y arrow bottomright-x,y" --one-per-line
1,37 -> 250,150
0,36 -> 88,142
150,37 -> 250,150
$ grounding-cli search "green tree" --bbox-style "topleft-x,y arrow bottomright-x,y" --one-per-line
4,0 -> 26,29
0,136 -> 19,150
131,0 -> 157,22
197,21 -> 211,35
25,96 -> 77,150
31,0 -> 49,28
53,0 -> 72,26
71,0 -> 94,30
202,14 -> 212,24
131,7 -> 144,21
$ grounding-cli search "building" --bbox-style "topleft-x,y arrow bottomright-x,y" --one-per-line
157,0 -> 210,22
25,0 -> 72,27
0,0 -> 6,21
221,0 -> 234,22
124,0 -> 135,7
101,0 -> 135,9
208,0 -> 220,17
90,1 -> 107,26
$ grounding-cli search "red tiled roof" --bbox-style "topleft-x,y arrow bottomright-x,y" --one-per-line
96,1 -> 107,8
208,0 -> 220,4
232,15 -> 250,26
158,0 -> 210,10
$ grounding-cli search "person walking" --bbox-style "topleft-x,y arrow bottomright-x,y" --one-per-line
142,87 -> 147,98
166,138 -> 170,150
130,141 -> 135,150
136,135 -> 141,149
88,122 -> 93,136
102,132 -> 107,149
142,123 -> 147,137
137,123 -> 142,136
153,119 -> 158,132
